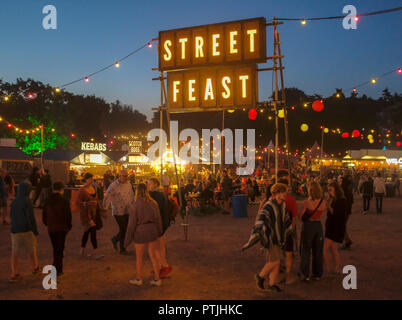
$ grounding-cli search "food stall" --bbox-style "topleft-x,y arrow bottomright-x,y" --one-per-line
0,139 -> 33,183
342,149 -> 402,173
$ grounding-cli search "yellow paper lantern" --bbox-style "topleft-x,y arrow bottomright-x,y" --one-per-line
324,128 -> 329,134
367,134 -> 373,140
227,110 -> 235,113
278,109 -> 285,118
300,123 -> 309,132
369,139 -> 374,144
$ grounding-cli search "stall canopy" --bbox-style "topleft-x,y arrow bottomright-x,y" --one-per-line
42,150 -> 83,163
43,149 -> 116,165
0,146 -> 32,161
0,146 -> 32,183
102,151 -> 128,163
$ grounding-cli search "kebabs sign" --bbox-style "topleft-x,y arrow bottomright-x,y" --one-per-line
159,17 -> 266,113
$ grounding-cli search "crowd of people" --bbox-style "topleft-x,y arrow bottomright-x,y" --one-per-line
243,168 -> 398,293
1,163 -> 400,292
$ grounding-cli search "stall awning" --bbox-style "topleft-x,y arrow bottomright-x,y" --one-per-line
43,150 -> 83,162
0,147 -> 31,161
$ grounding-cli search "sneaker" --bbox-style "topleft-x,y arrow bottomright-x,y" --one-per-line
9,274 -> 22,282
32,267 -> 41,275
299,275 -> 310,282
129,279 -> 143,286
159,265 -> 172,279
120,249 -> 129,256
111,238 -> 118,251
312,276 -> 321,281
255,274 -> 265,291
94,254 -> 104,260
150,279 -> 162,287
340,244 -> 351,251
266,284 -> 282,292
285,274 -> 298,285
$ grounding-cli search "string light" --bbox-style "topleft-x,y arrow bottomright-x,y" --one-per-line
276,7 -> 402,23
301,19 -> 307,25
115,61 -> 120,68
84,77 -> 90,83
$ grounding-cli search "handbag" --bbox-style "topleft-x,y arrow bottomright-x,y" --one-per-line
302,199 -> 323,222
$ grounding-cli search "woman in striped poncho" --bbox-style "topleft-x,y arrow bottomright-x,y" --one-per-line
242,183 -> 292,293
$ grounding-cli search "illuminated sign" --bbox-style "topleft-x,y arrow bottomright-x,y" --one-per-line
129,140 -> 142,153
386,158 -> 402,164
84,153 -> 103,164
167,65 -> 257,112
128,155 -> 148,163
159,17 -> 266,71
81,142 -> 107,151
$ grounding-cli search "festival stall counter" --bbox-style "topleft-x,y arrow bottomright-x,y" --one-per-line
343,149 -> 402,173
119,152 -> 153,177
42,149 -> 118,180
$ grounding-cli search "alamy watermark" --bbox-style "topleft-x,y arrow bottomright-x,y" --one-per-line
42,5 -> 57,30
342,265 -> 357,290
146,121 -> 255,176
42,265 -> 57,289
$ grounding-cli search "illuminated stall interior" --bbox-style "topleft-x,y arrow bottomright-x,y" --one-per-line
121,152 -> 153,176
43,149 -> 121,180
342,149 -> 402,172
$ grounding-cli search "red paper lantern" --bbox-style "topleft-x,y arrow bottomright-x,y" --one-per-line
248,108 -> 257,120
397,141 -> 402,147
352,130 -> 360,138
312,100 -> 324,112
342,132 -> 350,138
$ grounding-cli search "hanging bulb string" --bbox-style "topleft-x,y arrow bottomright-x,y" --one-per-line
273,6 -> 402,22
347,67 -> 401,92
59,41 -> 153,89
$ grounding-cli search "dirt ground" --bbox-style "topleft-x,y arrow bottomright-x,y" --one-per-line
0,194 -> 401,300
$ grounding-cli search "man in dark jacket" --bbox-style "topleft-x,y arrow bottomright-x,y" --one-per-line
220,170 -> 233,214
148,177 -> 172,279
341,174 -> 354,249
360,175 -> 374,214
42,181 -> 72,276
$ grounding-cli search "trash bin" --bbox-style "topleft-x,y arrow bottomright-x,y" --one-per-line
232,194 -> 248,218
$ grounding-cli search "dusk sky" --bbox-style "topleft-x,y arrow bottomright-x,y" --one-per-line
1,0 -> 401,120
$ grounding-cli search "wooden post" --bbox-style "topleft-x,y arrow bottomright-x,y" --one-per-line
159,71 -> 164,183
276,32 -> 292,189
273,18 -> 280,181
161,78 -> 187,241
220,110 -> 224,171
40,124 -> 44,169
